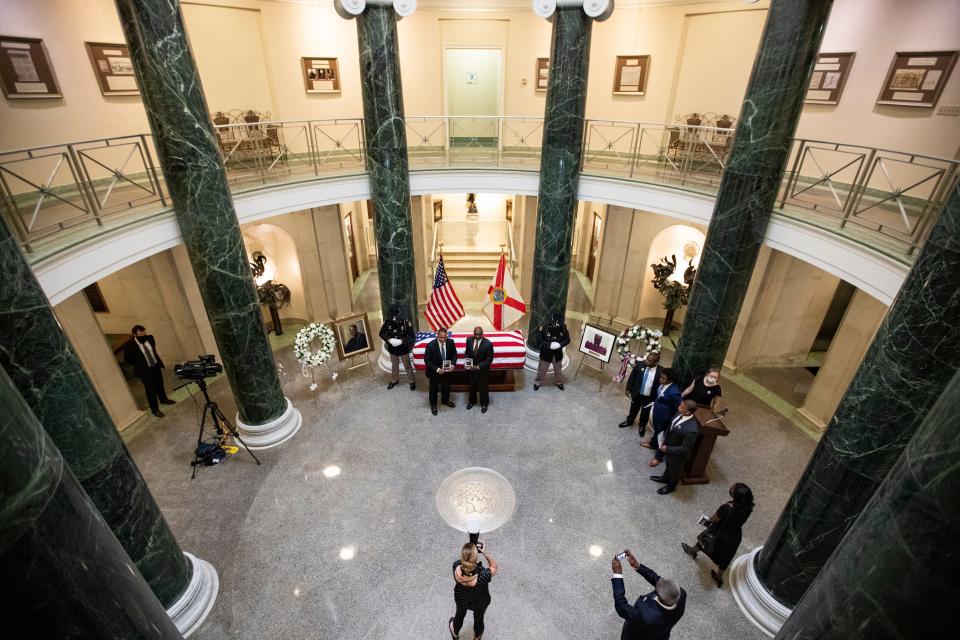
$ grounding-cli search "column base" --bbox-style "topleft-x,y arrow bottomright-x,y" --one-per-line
729,547 -> 792,638
167,552 -> 219,637
235,398 -> 302,450
523,346 -> 570,373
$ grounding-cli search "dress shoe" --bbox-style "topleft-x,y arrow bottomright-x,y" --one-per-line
152,410 -> 165,418
556,383 -> 564,391
160,399 -> 175,405
443,401 -> 456,408
639,442 -> 654,449
650,475 -> 667,483
409,383 -> 416,391
648,458 -> 661,468
481,406 -> 488,414
618,421 -> 632,428
387,381 -> 398,390
638,429 -> 646,438
657,486 -> 675,495
681,542 -> 698,559
466,402 -> 475,410
431,407 -> 438,416
711,569 -> 724,588
533,384 -> 540,391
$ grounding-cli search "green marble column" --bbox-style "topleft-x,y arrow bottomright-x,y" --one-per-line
353,4 -> 419,324
672,0 -> 834,384
115,0 -> 300,447
774,366 -> 960,639
0,214 -> 192,608
0,365 -> 183,638
755,181 -> 960,606
526,7 -> 593,350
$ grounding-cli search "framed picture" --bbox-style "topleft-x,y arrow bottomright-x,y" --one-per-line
333,313 -> 373,360
85,42 -> 139,96
433,199 -> 443,222
805,52 -> 854,105
613,55 -> 650,95
535,57 -> 549,92
0,35 -> 61,99
578,323 -> 617,364
876,50 -> 957,108
302,57 -> 341,94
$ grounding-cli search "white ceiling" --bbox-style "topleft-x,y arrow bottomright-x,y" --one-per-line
416,0 -> 754,9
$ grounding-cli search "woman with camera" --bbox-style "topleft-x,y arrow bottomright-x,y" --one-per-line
681,482 -> 754,587
449,542 -> 497,639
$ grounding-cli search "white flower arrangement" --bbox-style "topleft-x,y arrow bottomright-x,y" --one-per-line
294,322 -> 336,375
616,325 -> 663,364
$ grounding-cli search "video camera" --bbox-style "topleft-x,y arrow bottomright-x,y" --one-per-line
174,354 -> 223,381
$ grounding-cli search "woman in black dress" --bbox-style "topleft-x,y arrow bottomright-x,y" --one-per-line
681,482 -> 754,587
449,542 -> 498,639
682,365 -> 723,411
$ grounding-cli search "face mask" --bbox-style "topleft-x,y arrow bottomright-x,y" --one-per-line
136,336 -> 148,343
706,375 -> 718,384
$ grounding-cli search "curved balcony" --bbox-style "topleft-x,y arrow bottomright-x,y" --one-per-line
2,116 -> 956,295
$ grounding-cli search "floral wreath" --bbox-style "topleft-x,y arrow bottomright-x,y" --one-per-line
613,324 -> 663,383
294,322 -> 336,375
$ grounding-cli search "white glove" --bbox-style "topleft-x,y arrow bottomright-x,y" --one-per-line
388,338 -> 402,347
550,341 -> 560,350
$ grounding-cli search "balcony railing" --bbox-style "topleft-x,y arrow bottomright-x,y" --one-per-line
1,116 -> 956,261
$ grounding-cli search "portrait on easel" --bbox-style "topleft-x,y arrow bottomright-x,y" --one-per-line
333,313 -> 374,360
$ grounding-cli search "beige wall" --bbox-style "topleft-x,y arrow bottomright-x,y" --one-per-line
726,249 -> 840,370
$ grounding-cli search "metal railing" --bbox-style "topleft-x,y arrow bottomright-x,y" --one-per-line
1,116 -> 955,259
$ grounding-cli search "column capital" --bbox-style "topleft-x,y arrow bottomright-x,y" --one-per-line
335,0 -> 417,19
532,0 -> 614,21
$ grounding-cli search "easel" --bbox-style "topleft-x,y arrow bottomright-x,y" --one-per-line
573,354 -> 611,392
341,351 -> 377,387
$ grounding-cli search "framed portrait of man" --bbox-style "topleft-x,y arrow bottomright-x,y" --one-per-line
578,324 -> 617,364
333,313 -> 374,360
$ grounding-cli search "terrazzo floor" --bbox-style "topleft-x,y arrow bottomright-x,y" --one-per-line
127,334 -> 816,640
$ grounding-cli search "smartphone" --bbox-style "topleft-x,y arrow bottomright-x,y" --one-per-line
616,551 -> 627,561
476,541 -> 484,551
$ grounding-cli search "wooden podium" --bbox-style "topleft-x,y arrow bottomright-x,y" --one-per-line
681,407 -> 730,485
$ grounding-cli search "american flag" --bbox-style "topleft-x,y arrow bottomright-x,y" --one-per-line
425,256 -> 464,330
412,330 -> 526,370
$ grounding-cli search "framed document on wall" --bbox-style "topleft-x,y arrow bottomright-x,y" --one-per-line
535,57 -> 549,92
876,50 -> 957,108
302,57 -> 341,93
0,36 -> 61,99
85,42 -> 139,96
613,55 -> 650,95
805,52 -> 854,105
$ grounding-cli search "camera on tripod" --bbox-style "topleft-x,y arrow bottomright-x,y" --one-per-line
174,354 -> 222,381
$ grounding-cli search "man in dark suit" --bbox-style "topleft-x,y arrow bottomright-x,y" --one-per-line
424,327 -> 457,416
122,324 -> 175,418
619,351 -> 662,436
651,399 -> 700,495
465,326 -> 494,413
611,549 -> 686,640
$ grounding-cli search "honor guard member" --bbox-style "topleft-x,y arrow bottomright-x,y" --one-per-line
379,303 -> 417,390
533,312 -> 570,391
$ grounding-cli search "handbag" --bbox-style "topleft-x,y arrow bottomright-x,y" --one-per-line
696,528 -> 717,555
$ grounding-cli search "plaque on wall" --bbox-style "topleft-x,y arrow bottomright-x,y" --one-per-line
85,42 -> 139,96
876,50 -> 957,108
613,55 -> 650,95
0,35 -> 61,99
805,52 -> 854,105
535,57 -> 549,92
302,57 -> 341,93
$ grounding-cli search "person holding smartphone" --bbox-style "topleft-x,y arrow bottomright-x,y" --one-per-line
611,549 -> 686,639
449,542 -> 497,640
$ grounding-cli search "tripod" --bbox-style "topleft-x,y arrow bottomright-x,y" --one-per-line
189,377 -> 261,479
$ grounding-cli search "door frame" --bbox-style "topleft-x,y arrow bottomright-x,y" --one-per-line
442,46 -> 506,152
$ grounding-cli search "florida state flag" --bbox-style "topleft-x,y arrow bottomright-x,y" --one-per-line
483,254 -> 526,330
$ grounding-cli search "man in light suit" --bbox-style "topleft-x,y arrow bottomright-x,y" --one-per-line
619,351 -> 663,436
424,327 -> 458,416
611,549 -> 686,640
650,398 -> 700,495
122,324 -> 175,418
465,326 -> 494,414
